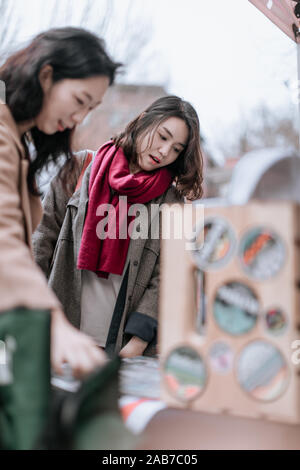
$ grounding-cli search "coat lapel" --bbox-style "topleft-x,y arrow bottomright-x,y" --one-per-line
19,159 -> 33,248
0,105 -> 43,248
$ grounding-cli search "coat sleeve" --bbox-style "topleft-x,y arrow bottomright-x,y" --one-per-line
32,173 -> 70,277
0,123 -> 60,312
124,256 -> 160,344
32,151 -> 87,277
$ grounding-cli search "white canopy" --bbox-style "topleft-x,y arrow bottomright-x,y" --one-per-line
227,147 -> 300,204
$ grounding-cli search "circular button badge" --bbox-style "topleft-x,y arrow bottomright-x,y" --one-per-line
239,227 -> 285,281
213,281 -> 260,336
265,308 -> 287,336
192,217 -> 236,271
163,346 -> 207,402
236,340 -> 289,402
209,341 -> 234,375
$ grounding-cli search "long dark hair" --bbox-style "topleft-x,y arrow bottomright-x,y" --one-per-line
0,27 -> 121,195
113,95 -> 203,200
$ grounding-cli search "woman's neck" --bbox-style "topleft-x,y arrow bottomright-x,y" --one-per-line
17,119 -> 35,137
129,162 -> 141,175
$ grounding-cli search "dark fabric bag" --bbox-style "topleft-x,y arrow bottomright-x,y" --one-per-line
0,307 -> 51,450
0,308 -> 135,450
38,356 -> 136,450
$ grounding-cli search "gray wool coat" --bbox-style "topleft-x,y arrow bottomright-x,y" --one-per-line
33,150 -> 183,356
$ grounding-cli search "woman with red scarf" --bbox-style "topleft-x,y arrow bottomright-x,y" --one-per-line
33,96 -> 203,358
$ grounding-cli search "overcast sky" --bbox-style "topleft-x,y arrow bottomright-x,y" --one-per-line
154,1 -> 297,152
3,0 -> 298,161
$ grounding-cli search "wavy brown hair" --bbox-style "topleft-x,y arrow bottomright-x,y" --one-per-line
113,95 -> 203,200
0,27 -> 121,196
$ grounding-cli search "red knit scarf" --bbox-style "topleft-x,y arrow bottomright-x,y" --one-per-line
77,141 -> 172,278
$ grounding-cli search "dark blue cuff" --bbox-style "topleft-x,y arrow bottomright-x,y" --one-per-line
124,312 -> 157,343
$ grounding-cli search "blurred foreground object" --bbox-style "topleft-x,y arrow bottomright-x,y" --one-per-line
42,356 -> 136,450
249,0 -> 300,43
0,309 -> 134,449
160,201 -> 300,424
0,308 -> 51,450
119,356 -> 160,399
140,407 -> 300,450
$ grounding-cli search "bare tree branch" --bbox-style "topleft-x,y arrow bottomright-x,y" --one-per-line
80,0 -> 96,27
0,0 -> 163,84
216,104 -> 298,160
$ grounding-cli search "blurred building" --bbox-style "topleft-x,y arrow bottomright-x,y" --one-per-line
72,84 -> 167,151
203,147 -> 300,202
204,157 -> 240,199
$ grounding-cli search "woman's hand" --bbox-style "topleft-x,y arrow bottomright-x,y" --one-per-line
119,336 -> 148,358
51,308 -> 107,378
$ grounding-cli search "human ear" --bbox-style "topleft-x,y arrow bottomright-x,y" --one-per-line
38,64 -> 54,93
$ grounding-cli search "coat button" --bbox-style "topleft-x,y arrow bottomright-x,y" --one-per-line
128,295 -> 132,302
133,260 -> 139,267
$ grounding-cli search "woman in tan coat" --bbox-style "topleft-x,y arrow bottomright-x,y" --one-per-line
0,27 -> 121,378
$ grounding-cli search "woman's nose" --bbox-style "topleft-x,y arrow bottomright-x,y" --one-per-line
71,108 -> 90,125
159,142 -> 170,157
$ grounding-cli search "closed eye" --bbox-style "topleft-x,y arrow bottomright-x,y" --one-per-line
159,133 -> 167,141
76,97 -> 84,106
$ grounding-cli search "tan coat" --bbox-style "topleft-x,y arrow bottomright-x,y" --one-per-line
0,103 -> 60,313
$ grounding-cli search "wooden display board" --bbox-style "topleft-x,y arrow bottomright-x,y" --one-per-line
160,201 -> 300,424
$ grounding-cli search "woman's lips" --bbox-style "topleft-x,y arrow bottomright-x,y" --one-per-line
57,120 -> 65,132
149,155 -> 160,164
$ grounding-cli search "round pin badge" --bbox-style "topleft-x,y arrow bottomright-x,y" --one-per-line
192,217 -> 236,271
236,340 -> 289,402
239,227 -> 285,281
163,346 -> 207,402
209,341 -> 234,375
265,308 -> 287,336
213,281 -> 260,336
